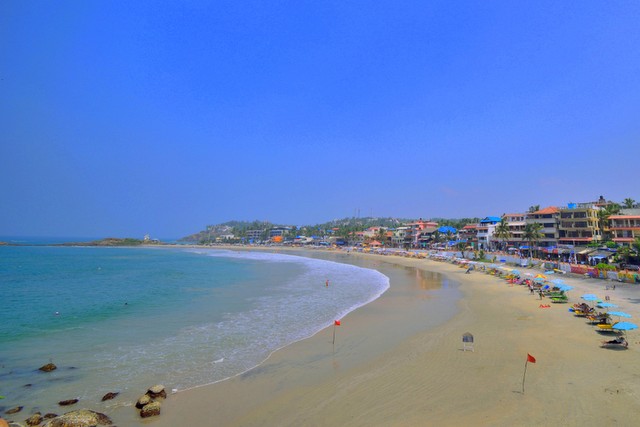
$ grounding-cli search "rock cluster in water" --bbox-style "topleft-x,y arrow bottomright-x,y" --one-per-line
3,363 -> 171,424
135,384 -> 167,418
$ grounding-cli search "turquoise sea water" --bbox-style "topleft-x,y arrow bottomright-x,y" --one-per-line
0,245 -> 389,414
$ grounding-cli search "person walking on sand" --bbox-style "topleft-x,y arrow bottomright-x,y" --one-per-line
326,279 -> 329,287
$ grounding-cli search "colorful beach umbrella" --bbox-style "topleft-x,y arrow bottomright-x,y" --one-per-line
535,274 -> 547,279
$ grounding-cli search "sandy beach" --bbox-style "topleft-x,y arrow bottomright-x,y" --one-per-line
125,248 -> 640,426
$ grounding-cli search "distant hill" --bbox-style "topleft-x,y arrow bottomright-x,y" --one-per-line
180,216 -> 482,242
58,237 -> 147,246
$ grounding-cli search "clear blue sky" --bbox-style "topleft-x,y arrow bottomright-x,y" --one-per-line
2,1 -> 639,238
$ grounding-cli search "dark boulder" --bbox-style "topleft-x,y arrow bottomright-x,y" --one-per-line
39,363 -> 57,372
140,401 -> 161,418
25,412 -> 42,426
146,385 -> 166,399
43,409 -> 112,427
100,392 -> 119,402
4,406 -> 23,415
58,399 -> 79,406
135,394 -> 151,409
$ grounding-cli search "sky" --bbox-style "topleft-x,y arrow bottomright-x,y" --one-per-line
2,1 -> 640,238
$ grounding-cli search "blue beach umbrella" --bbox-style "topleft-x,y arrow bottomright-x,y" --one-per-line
612,322 -> 638,331
582,294 -> 599,301
608,311 -> 632,318
558,285 -> 573,292
512,269 -> 521,275
596,302 -> 618,308
551,279 -> 566,286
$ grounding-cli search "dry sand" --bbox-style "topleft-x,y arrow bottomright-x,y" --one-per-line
129,249 -> 640,426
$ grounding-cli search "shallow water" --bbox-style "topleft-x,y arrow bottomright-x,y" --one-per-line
0,246 -> 389,415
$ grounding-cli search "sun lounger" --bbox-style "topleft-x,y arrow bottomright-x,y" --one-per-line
600,337 -> 628,348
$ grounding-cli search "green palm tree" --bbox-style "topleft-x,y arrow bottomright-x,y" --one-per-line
623,198 -> 636,209
633,236 -> 640,255
617,246 -> 632,265
494,218 -> 512,251
598,203 -> 622,242
523,222 -> 543,259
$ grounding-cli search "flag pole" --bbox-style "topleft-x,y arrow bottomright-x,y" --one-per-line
333,323 -> 336,350
522,360 -> 528,394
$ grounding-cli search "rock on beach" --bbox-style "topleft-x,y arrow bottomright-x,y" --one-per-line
140,401 -> 161,418
25,412 -> 42,426
135,394 -> 151,409
42,409 -> 113,427
38,363 -> 57,372
135,384 -> 167,418
100,392 -> 119,402
147,384 -> 167,399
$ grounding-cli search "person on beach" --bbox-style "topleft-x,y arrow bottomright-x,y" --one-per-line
326,279 -> 329,287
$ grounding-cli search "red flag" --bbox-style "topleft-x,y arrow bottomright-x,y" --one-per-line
527,353 -> 536,363
334,320 -> 341,326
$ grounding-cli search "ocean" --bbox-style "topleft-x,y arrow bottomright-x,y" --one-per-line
0,244 -> 390,415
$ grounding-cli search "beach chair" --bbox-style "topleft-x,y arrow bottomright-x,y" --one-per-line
600,337 -> 628,349
596,322 -> 617,333
587,313 -> 609,325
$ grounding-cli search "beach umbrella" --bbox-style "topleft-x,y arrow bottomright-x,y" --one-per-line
557,285 -> 573,292
535,274 -> 547,279
545,270 -> 555,275
582,294 -> 598,301
534,277 -> 545,283
551,279 -> 566,286
612,322 -> 638,331
608,311 -> 632,318
512,269 -> 521,275
596,302 -> 618,308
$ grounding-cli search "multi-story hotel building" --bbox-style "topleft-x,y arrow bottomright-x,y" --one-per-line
502,213 -> 527,247
557,203 -> 602,246
477,216 -> 500,250
609,209 -> 640,247
526,207 -> 560,248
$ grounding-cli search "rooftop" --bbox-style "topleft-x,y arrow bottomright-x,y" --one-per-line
532,206 -> 560,215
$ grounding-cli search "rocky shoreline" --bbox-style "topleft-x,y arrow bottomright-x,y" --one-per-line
1,363 -> 167,427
